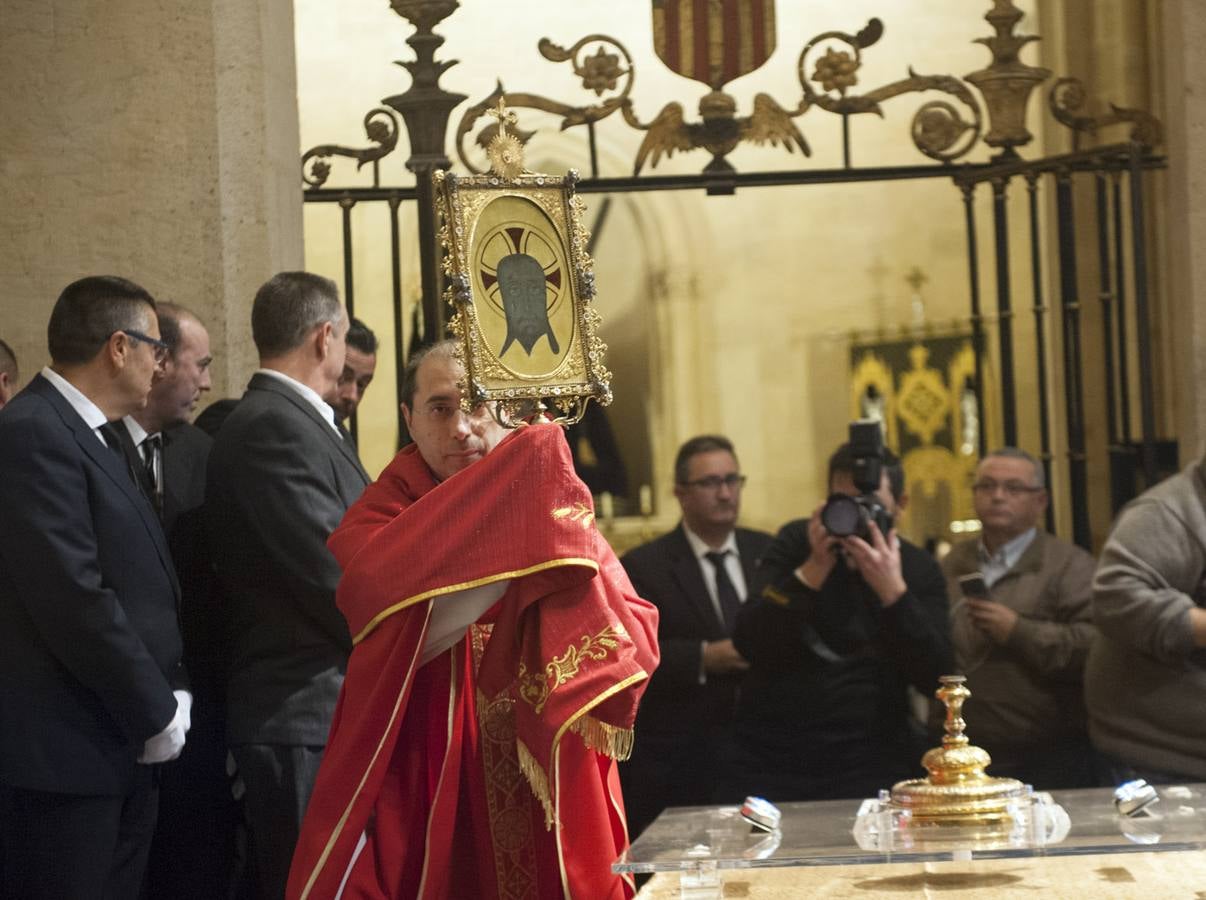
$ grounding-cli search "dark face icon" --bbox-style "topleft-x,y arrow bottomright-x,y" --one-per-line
497,252 -> 559,357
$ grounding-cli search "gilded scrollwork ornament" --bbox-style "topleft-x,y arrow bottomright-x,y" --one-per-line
301,108 -> 399,188
454,35 -> 637,175
797,18 -> 982,163
1048,77 -> 1163,150
304,2 -> 1162,188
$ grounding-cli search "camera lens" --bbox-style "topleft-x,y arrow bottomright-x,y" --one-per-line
820,494 -> 862,537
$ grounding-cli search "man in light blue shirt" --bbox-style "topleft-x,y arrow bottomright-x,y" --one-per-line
942,447 -> 1098,789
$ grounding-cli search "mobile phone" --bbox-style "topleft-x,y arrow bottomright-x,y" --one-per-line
957,572 -> 989,599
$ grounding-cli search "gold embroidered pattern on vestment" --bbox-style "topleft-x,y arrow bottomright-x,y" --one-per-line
471,627 -> 541,899
517,624 -> 627,714
551,502 -> 595,528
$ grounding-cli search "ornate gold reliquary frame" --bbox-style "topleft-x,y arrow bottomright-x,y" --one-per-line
434,146 -> 612,426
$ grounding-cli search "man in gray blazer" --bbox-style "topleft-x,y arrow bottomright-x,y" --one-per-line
205,271 -> 369,899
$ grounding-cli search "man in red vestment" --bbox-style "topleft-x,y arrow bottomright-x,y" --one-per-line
287,341 -> 659,900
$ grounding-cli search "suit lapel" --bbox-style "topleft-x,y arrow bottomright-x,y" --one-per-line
944,539 -> 991,672
247,373 -> 370,486
998,531 -> 1046,581
30,377 -> 179,597
335,425 -> 370,483
666,527 -> 725,637
30,376 -> 146,511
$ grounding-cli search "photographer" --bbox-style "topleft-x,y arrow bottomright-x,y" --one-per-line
721,433 -> 951,801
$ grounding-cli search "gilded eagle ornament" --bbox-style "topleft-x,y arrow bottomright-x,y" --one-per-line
634,0 -> 806,174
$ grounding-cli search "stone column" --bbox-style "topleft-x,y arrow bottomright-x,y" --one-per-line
1162,0 -> 1206,460
0,0 -> 303,401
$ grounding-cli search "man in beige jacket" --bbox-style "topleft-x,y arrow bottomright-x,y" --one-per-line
942,448 -> 1098,789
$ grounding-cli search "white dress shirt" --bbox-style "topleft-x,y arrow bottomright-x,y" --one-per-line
682,524 -> 749,624
122,414 -> 149,453
41,367 -> 109,445
255,368 -> 342,437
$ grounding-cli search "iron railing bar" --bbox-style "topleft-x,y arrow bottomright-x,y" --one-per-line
1055,170 -> 1091,549
1095,174 -> 1119,449
339,196 -> 358,441
1025,173 -> 1055,532
301,150 -> 1166,203
991,175 -> 1017,446
962,182 -> 988,459
1112,172 -> 1132,444
389,195 -> 406,446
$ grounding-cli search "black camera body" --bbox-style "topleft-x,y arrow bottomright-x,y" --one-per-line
820,420 -> 894,542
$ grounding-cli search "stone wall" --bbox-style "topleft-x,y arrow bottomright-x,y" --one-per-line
0,0 -> 304,401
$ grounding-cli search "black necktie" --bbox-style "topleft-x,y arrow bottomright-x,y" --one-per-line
705,550 -> 742,632
143,433 -> 164,516
98,422 -> 142,491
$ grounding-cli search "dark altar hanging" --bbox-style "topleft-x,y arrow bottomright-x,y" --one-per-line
848,333 -> 987,550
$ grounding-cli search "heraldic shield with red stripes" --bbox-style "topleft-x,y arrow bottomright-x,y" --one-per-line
652,0 -> 777,90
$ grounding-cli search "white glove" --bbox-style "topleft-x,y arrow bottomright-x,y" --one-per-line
138,690 -> 193,764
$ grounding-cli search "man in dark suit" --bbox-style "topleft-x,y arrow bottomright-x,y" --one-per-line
119,302 -> 213,517
329,315 -> 377,427
120,304 -> 238,900
619,435 -> 773,837
0,276 -> 189,899
206,271 -> 369,899
725,441 -> 951,802
0,338 -> 18,409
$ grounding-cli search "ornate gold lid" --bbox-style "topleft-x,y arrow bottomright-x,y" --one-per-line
888,675 -> 1026,824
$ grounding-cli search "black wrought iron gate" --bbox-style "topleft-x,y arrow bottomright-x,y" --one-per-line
301,1 -> 1168,550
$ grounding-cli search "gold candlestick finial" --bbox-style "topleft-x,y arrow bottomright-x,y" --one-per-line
485,98 -> 518,140
886,675 -> 1026,825
936,674 -> 970,748
484,98 -> 525,180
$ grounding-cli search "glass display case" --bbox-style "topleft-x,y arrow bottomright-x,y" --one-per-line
614,784 -> 1206,898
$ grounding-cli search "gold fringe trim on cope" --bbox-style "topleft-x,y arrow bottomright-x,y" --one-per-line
569,715 -> 634,762
479,673 -> 649,834
517,739 -> 557,831
514,718 -> 635,832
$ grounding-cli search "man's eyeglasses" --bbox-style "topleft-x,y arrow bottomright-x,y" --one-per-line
972,479 -> 1043,497
121,330 -> 170,363
681,474 -> 747,491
